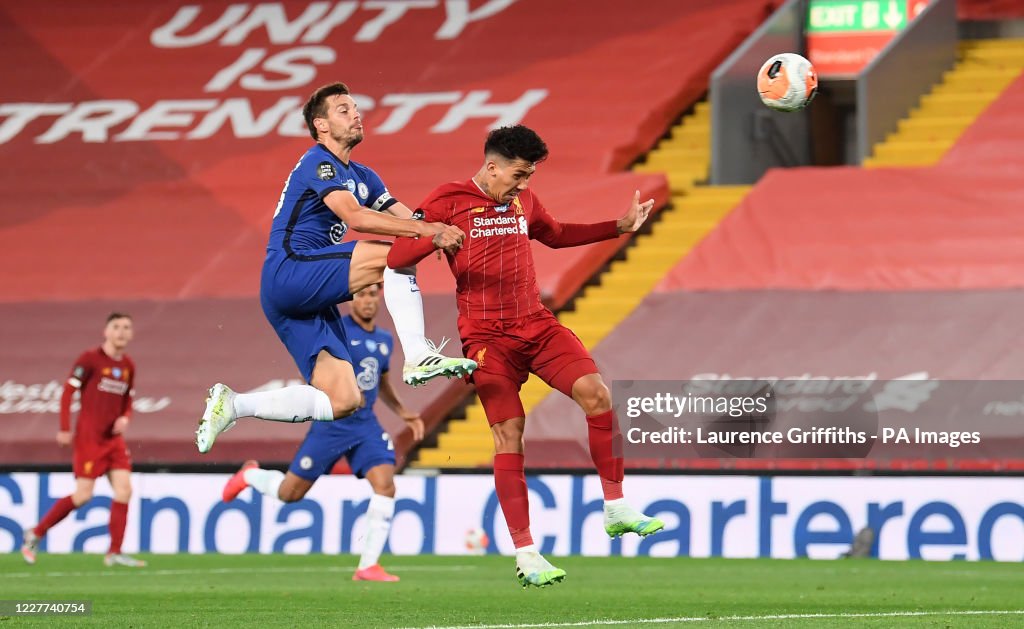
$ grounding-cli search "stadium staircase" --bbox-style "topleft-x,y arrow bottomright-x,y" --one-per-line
413,101 -> 751,469
864,39 -> 1024,167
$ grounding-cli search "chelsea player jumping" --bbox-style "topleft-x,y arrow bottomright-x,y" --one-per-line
197,82 -> 474,453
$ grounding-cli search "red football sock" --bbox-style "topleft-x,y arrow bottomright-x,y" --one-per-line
108,500 -> 128,554
34,495 -> 76,537
493,453 -> 533,548
587,410 -> 624,500
600,477 -> 624,501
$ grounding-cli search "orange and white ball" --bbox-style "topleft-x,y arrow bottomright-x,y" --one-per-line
757,53 -> 818,112
464,528 -> 489,554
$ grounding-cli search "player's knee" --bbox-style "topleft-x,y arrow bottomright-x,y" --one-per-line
329,390 -> 363,419
72,489 -> 94,506
491,419 -> 525,453
577,381 -> 612,415
113,486 -> 132,502
332,401 -> 359,419
278,489 -> 301,503
278,486 -> 306,503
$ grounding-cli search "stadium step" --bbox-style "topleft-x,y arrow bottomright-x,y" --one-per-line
416,448 -> 492,468
865,39 -> 1024,168
957,38 -> 1024,51
411,97 -> 751,469
930,83 -> 1011,97
643,146 -> 709,162
436,432 -> 494,450
895,116 -> 979,133
872,140 -> 954,162
958,45 -> 1024,63
664,171 -> 709,189
888,126 -> 973,143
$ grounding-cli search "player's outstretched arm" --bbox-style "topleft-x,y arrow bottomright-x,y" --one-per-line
532,190 -> 655,249
379,372 -> 424,441
324,190 -> 441,239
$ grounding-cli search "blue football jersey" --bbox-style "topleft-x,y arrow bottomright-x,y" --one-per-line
340,316 -> 393,423
267,144 -> 397,253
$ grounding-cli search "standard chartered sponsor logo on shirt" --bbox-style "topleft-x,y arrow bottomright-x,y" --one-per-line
471,215 -> 520,238
98,377 -> 130,395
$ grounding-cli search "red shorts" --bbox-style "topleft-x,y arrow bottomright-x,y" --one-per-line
458,309 -> 598,425
73,436 -> 132,479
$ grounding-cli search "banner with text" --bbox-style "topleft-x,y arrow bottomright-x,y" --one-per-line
0,0 -> 778,303
1,473 -> 1020,561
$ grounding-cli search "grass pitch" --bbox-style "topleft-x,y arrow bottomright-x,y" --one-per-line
1,553 -> 1021,628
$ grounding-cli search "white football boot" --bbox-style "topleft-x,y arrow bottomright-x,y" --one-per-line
196,383 -> 237,454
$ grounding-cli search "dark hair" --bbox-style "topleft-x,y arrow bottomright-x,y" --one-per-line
106,312 -> 131,323
484,125 -> 548,163
302,82 -> 351,140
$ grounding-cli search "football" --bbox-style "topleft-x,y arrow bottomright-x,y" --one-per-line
464,528 -> 490,554
757,53 -> 818,112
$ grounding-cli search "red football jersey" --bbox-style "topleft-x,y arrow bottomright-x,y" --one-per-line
414,179 -> 619,319
60,347 -> 135,441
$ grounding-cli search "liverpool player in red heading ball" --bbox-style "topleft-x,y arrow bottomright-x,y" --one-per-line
22,313 -> 146,568
389,125 -> 664,587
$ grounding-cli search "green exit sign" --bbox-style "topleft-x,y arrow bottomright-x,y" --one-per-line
807,0 -> 908,33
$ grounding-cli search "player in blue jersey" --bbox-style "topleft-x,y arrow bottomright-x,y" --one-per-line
221,284 -> 420,581
196,82 -> 475,453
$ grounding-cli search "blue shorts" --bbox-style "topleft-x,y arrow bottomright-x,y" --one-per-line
260,243 -> 358,382
289,416 -> 396,480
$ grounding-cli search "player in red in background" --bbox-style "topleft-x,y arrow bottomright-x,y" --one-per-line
389,125 -> 664,587
21,313 -> 146,568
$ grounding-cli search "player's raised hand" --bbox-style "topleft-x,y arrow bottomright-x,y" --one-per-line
401,411 -> 425,441
56,430 -> 72,447
616,189 -> 655,234
112,416 -> 130,435
432,224 -> 465,255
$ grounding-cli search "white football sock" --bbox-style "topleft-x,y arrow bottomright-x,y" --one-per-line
515,544 -> 538,555
383,267 -> 429,362
358,493 -> 395,570
233,385 -> 335,422
243,468 -> 284,500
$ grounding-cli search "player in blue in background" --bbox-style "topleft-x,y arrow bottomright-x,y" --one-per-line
197,82 -> 474,453
222,284 -> 422,582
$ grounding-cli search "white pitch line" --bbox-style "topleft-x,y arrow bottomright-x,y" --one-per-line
404,610 -> 1024,629
0,564 -> 477,579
